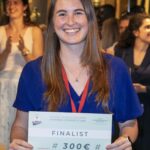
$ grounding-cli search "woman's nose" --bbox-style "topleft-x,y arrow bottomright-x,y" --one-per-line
67,14 -> 75,25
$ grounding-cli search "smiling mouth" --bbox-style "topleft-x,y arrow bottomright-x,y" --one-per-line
64,28 -> 80,33
9,10 -> 16,14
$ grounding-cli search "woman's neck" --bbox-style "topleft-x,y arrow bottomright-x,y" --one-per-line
59,43 -> 89,96
134,39 -> 149,52
9,18 -> 25,32
60,43 -> 84,66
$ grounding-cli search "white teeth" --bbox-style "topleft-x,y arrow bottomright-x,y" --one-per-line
65,29 -> 80,33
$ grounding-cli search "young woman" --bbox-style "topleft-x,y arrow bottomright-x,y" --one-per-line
0,0 -> 43,147
0,0 -> 43,71
115,13 -> 150,150
10,0 -> 143,150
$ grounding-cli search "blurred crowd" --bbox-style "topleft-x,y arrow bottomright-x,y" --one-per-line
96,4 -> 150,150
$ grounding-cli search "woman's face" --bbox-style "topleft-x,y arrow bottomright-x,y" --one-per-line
6,0 -> 27,19
134,18 -> 150,44
119,19 -> 129,34
53,0 -> 88,46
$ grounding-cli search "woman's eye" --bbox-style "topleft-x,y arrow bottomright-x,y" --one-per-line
146,25 -> 150,29
58,13 -> 66,17
75,11 -> 84,15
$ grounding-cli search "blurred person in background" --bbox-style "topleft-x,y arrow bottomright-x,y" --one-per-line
115,13 -> 150,150
119,13 -> 131,34
119,5 -> 145,35
96,4 -> 115,38
0,0 -> 43,148
0,0 -> 43,71
101,18 -> 119,53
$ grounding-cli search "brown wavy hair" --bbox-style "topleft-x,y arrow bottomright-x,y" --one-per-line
42,0 -> 110,111
116,13 -> 150,49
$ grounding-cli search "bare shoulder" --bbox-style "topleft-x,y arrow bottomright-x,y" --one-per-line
31,26 -> 43,38
0,25 -> 7,31
32,26 -> 42,34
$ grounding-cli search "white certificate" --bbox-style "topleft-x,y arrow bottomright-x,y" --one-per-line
28,112 -> 112,150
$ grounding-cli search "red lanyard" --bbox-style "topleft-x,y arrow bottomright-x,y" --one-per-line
62,66 -> 89,112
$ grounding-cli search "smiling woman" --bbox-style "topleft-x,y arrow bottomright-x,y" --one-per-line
53,0 -> 88,50
9,0 -> 143,150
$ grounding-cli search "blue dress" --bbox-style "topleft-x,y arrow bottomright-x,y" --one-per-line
13,54 -> 143,123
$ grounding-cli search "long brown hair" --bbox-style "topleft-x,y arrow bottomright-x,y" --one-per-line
42,0 -> 110,111
101,18 -> 119,50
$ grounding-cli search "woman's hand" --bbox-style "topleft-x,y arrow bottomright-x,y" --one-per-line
9,139 -> 33,150
133,83 -> 146,93
18,35 -> 25,53
0,36 -> 12,70
18,35 -> 30,57
5,36 -> 12,53
106,136 -> 132,150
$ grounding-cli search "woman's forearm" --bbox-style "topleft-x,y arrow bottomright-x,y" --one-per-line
0,49 -> 10,71
10,125 -> 28,142
119,119 -> 138,143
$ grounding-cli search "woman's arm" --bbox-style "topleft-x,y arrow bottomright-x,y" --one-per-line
18,26 -> 44,62
0,36 -> 11,71
119,119 -> 138,143
10,110 -> 33,150
106,119 -> 138,150
133,83 -> 150,95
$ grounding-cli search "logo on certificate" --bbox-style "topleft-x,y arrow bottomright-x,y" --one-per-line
32,114 -> 42,125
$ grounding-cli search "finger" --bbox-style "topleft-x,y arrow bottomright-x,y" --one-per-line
19,35 -> 24,43
18,41 -> 24,51
125,147 -> 132,150
11,145 -> 32,150
7,36 -> 12,44
5,38 -> 12,52
16,145 -> 33,150
18,38 -> 23,45
106,137 -> 130,149
15,139 -> 33,148
116,142 -> 131,150
106,140 -> 125,148
10,139 -> 33,150
17,45 -> 24,52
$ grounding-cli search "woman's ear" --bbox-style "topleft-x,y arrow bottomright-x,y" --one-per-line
133,30 -> 139,37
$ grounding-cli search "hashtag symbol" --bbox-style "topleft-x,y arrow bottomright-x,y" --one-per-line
52,143 -> 58,149
95,144 -> 101,150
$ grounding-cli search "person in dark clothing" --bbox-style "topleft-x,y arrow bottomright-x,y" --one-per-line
115,13 -> 150,150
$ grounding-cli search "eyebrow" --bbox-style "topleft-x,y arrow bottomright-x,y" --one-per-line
144,25 -> 150,28
56,8 -> 85,14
